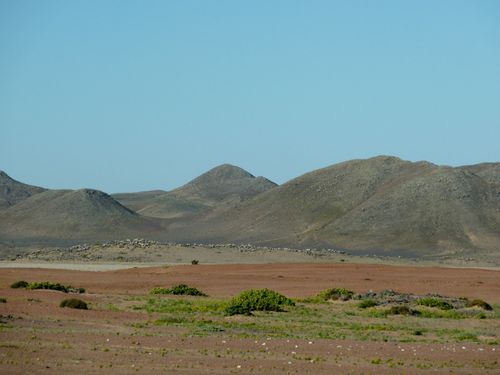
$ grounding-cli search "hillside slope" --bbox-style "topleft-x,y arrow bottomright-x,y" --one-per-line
117,164 -> 277,218
0,188 -> 163,242
0,171 -> 46,209
175,156 -> 500,257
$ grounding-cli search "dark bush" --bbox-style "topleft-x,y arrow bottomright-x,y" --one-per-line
191,259 -> 199,265
358,299 -> 378,309
466,299 -> 493,311
386,305 -> 421,316
416,297 -> 453,310
10,280 -> 29,289
0,297 -> 6,303
150,284 -> 207,296
60,298 -> 88,310
224,288 -> 295,316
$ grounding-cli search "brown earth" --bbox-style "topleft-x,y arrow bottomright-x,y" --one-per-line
0,263 -> 499,374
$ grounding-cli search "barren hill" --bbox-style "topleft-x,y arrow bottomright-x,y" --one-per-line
0,188 -> 162,242
173,156 -> 500,258
114,164 -> 277,219
1,157 -> 499,261
0,171 -> 46,209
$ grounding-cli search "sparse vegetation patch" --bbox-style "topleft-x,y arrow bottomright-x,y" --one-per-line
416,297 -> 453,310
317,288 -> 354,301
10,280 -> 85,293
465,299 -> 493,311
150,284 -> 207,296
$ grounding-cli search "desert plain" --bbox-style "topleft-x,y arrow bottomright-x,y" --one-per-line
0,244 -> 499,374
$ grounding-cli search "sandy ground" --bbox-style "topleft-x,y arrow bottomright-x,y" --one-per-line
1,263 -> 499,374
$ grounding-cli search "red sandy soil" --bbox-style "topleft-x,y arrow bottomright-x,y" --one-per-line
0,263 -> 499,300
0,263 -> 499,374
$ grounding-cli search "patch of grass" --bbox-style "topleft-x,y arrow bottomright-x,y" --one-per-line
416,297 -> 453,310
455,331 -> 479,342
358,299 -> 378,309
417,308 -> 464,319
10,280 -> 28,289
149,284 -> 207,296
224,289 -> 295,316
144,298 -> 225,314
60,298 -> 88,310
106,303 -> 120,312
466,299 -> 493,311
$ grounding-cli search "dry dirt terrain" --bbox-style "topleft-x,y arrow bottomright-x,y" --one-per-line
0,263 -> 499,374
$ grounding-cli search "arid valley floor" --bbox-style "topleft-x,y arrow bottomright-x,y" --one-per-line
0,245 -> 499,374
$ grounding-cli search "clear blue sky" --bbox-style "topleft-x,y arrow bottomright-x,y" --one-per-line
1,1 -> 499,193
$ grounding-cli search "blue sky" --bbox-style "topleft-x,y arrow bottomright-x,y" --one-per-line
1,1 -> 499,193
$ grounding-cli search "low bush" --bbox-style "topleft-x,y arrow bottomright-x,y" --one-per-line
224,288 -> 295,316
386,305 -> 421,316
416,297 -> 453,310
10,280 -> 29,289
150,284 -> 207,296
0,297 -> 6,303
11,280 -> 85,294
60,298 -> 88,309
358,299 -> 378,309
466,299 -> 493,311
191,259 -> 199,265
317,288 -> 354,301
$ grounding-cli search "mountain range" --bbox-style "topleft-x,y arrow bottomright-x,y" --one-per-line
1,156 -> 499,260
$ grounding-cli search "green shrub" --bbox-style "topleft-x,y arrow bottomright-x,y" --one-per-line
224,288 -> 295,316
317,288 -> 354,301
466,299 -> 493,311
149,284 -> 207,296
60,298 -> 88,309
0,297 -> 6,303
191,259 -> 199,265
416,297 -> 453,310
386,305 -> 421,316
10,280 -> 29,289
150,287 -> 170,294
358,299 -> 378,309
